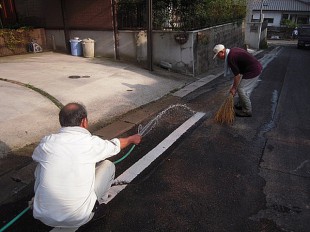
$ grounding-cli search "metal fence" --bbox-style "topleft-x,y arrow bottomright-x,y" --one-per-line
117,0 -> 246,31
117,1 -> 147,30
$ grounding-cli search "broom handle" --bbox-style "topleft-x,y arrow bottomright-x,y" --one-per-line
229,74 -> 243,96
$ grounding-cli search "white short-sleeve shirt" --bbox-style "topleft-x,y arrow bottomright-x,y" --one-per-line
32,126 -> 120,227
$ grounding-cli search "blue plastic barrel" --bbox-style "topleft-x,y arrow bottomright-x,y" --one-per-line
69,37 -> 82,56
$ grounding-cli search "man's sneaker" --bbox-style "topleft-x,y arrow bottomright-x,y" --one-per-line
78,203 -> 109,231
91,202 -> 109,222
235,110 -> 252,117
234,104 -> 242,110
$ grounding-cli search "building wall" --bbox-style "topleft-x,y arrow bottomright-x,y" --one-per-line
14,0 -> 45,25
14,0 -> 113,29
267,12 -> 282,27
43,0 -> 64,28
258,12 -> 282,27
63,0 -> 113,30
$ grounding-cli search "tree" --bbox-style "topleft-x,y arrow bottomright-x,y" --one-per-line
117,0 -> 247,30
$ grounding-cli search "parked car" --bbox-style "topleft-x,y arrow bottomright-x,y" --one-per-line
297,24 -> 310,49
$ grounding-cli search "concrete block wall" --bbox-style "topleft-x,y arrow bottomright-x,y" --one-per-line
117,22 -> 244,77
0,28 -> 46,56
45,30 -> 115,58
45,22 -> 244,77
194,22 -> 244,76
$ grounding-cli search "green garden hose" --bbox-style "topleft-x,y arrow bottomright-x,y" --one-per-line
0,144 -> 137,231
0,206 -> 30,232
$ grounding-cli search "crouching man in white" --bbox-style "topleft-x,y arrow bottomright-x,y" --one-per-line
32,102 -> 141,228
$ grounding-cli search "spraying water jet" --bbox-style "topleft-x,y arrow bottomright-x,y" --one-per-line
138,104 -> 195,137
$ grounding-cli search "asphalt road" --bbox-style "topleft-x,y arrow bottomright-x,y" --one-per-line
2,44 -> 309,231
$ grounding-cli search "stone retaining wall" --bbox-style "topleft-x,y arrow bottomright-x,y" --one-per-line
0,28 -> 46,56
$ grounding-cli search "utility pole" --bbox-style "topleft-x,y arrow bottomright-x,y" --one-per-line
257,0 -> 264,49
245,0 -> 253,47
0,3 -> 3,29
111,0 -> 119,60
60,0 -> 70,53
147,0 -> 153,71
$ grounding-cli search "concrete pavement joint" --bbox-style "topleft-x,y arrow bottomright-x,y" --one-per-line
0,78 -> 63,109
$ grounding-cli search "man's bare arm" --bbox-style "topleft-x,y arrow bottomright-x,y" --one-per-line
119,134 -> 142,149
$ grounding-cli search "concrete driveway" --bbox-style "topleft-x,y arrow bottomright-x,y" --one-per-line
0,52 -> 193,157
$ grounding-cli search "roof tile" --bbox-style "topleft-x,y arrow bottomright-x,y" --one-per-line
252,0 -> 310,12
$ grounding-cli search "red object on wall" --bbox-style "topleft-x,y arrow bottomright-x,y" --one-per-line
0,0 -> 17,27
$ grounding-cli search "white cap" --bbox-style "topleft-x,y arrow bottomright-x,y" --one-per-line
213,44 -> 225,59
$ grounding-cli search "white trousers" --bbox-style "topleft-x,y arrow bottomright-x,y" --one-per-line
34,160 -> 115,228
34,160 -> 115,201
236,76 -> 259,113
84,160 -> 115,223
94,160 -> 115,201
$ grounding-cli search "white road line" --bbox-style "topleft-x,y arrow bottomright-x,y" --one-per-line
100,112 -> 205,204
50,112 -> 205,231
173,75 -> 221,98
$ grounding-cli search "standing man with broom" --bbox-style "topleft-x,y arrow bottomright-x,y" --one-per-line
213,44 -> 262,117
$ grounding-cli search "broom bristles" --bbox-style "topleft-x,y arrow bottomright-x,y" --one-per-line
214,94 -> 235,125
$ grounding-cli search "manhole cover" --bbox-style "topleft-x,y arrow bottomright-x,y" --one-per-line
68,75 -> 91,79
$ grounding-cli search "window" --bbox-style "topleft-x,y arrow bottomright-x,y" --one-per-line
265,18 -> 274,23
251,14 -> 260,22
297,16 -> 308,25
282,14 -> 289,20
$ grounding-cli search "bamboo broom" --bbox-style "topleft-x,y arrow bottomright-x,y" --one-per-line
214,93 -> 235,125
